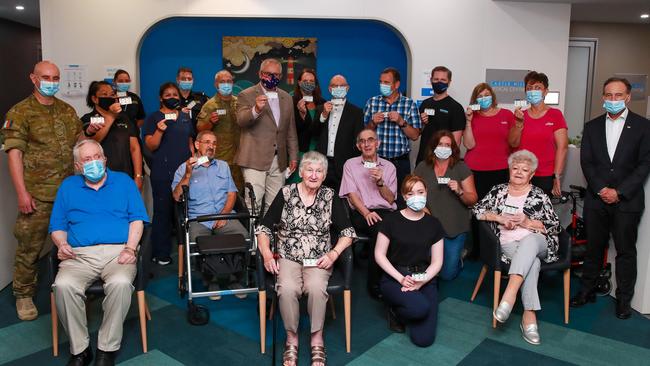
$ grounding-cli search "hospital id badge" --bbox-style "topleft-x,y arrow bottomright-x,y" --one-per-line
216,109 -> 227,116
363,161 -> 377,169
196,156 -> 209,166
186,100 -> 197,109
303,95 -> 313,102
437,177 -> 450,185
424,108 -> 435,116
503,204 -> 518,215
164,113 -> 177,121
119,97 -> 133,105
90,116 -> 105,126
469,104 -> 480,111
412,272 -> 427,281
116,91 -> 127,97
303,258 -> 318,267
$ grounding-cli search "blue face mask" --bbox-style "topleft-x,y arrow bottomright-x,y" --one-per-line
116,82 -> 130,92
82,160 -> 106,183
38,80 -> 59,97
406,195 -> 427,212
526,90 -> 544,105
477,96 -> 493,110
331,86 -> 347,99
178,80 -> 193,91
218,82 -> 233,96
380,83 -> 393,97
603,100 -> 626,115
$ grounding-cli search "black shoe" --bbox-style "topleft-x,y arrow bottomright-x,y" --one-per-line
66,346 -> 93,366
570,291 -> 596,308
152,256 -> 172,266
94,349 -> 116,366
615,300 -> 632,320
388,308 -> 405,333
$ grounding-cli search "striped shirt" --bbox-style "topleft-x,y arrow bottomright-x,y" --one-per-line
363,94 -> 421,158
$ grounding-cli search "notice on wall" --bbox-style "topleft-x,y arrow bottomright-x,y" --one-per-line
485,69 -> 529,104
61,64 -> 87,97
615,73 -> 647,101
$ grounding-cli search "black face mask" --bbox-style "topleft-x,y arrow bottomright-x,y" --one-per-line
97,97 -> 116,111
162,97 -> 181,110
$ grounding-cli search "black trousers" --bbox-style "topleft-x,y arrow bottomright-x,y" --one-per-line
384,153 -> 411,208
582,205 -> 641,302
469,169 -> 509,257
350,208 -> 392,290
531,176 -> 554,197
323,157 -> 342,193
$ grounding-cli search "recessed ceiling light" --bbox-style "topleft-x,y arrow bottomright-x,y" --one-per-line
641,14 -> 649,19
15,5 -> 25,10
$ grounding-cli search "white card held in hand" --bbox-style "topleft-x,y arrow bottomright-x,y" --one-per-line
119,97 -> 132,105
164,113 -> 177,121
116,91 -> 127,97
90,116 -> 105,125
266,92 -> 279,99
303,258 -> 318,267
503,204 -> 518,215
186,100 -> 197,109
303,95 -> 313,102
363,161 -> 377,169
424,108 -> 435,116
284,168 -> 293,179
514,99 -> 528,108
382,112 -> 389,119
470,104 -> 480,111
216,109 -> 227,116
412,272 -> 427,281
437,177 -> 450,184
196,156 -> 209,166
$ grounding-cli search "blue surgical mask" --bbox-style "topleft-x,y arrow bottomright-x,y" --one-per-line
477,96 -> 493,110
434,146 -> 452,160
116,82 -> 130,92
82,160 -> 106,183
526,90 -> 544,105
178,80 -> 193,91
406,195 -> 427,212
379,83 -> 393,97
218,82 -> 233,96
331,86 -> 347,99
38,80 -> 59,97
603,100 -> 626,115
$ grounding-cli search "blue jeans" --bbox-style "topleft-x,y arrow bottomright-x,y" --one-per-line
439,232 -> 467,280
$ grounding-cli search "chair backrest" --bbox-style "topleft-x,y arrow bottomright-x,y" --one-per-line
478,220 -> 502,270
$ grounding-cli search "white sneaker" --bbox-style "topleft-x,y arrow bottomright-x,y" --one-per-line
208,283 -> 221,301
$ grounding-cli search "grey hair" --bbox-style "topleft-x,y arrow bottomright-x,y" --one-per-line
259,58 -> 282,73
214,69 -> 232,81
73,139 -> 104,163
508,150 -> 538,171
299,151 -> 328,175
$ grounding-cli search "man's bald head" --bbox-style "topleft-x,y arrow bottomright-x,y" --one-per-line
329,74 -> 348,87
33,61 -> 60,76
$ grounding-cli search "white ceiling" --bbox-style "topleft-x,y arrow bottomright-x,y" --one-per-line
0,0 -> 648,28
497,0 -> 650,24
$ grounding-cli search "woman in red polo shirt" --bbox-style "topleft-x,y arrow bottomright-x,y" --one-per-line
463,83 -> 514,199
508,71 -> 568,196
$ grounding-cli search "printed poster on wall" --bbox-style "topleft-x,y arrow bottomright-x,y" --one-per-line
614,73 -> 647,101
222,36 -> 317,96
485,69 -> 530,104
61,64 -> 87,97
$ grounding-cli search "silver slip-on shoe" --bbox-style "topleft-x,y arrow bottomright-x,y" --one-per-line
520,322 -> 541,345
493,301 -> 512,323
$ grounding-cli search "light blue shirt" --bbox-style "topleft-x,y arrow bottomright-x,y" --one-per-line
172,159 -> 238,229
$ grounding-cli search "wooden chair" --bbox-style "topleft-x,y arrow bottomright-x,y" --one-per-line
48,226 -> 152,356
470,221 -> 571,327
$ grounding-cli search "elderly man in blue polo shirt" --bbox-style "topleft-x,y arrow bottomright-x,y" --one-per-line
172,130 -> 249,300
49,139 -> 149,366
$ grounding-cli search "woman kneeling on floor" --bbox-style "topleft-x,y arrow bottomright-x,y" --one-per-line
472,150 -> 561,345
257,151 -> 356,366
374,175 -> 445,347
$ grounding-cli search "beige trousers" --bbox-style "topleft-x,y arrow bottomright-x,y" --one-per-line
242,155 -> 285,213
277,258 -> 332,333
53,244 -> 136,355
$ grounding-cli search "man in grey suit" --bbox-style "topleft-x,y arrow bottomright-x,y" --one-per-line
236,58 -> 299,212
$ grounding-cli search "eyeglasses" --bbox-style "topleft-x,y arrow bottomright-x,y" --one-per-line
357,137 -> 377,145
198,140 -> 217,146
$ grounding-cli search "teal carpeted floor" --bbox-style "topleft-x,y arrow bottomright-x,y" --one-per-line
1,251 -> 650,365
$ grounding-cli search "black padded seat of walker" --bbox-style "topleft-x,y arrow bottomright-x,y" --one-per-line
196,234 -> 248,255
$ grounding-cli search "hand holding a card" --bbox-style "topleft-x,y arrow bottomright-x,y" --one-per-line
322,101 -> 333,119
514,106 -> 525,122
369,167 -> 384,185
420,111 -> 429,125
465,107 -> 474,123
156,119 -> 168,132
371,111 -> 386,125
254,95 -> 268,113
209,111 -> 220,124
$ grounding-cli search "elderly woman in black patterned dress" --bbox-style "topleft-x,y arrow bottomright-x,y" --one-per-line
472,150 -> 560,346
257,151 -> 356,366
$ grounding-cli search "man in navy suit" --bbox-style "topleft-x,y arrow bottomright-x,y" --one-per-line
571,77 -> 650,319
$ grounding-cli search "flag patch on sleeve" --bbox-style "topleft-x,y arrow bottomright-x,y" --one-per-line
2,120 -> 12,129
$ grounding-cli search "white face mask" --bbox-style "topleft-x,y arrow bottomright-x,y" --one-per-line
434,146 -> 452,160
406,195 -> 427,211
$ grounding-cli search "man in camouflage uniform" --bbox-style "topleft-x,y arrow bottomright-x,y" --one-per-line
1,61 -> 84,320
196,70 -> 244,191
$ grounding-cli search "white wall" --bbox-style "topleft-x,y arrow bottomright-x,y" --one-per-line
0,0 -> 571,289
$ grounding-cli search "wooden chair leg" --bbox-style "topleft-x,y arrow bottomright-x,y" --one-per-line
329,296 -> 337,320
471,265 -> 488,301
51,292 -> 59,356
564,269 -> 570,324
493,270 -> 501,329
259,291 -> 266,354
137,291 -> 148,353
145,301 -> 152,321
268,297 -> 275,320
344,290 -> 351,353
178,244 -> 183,291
